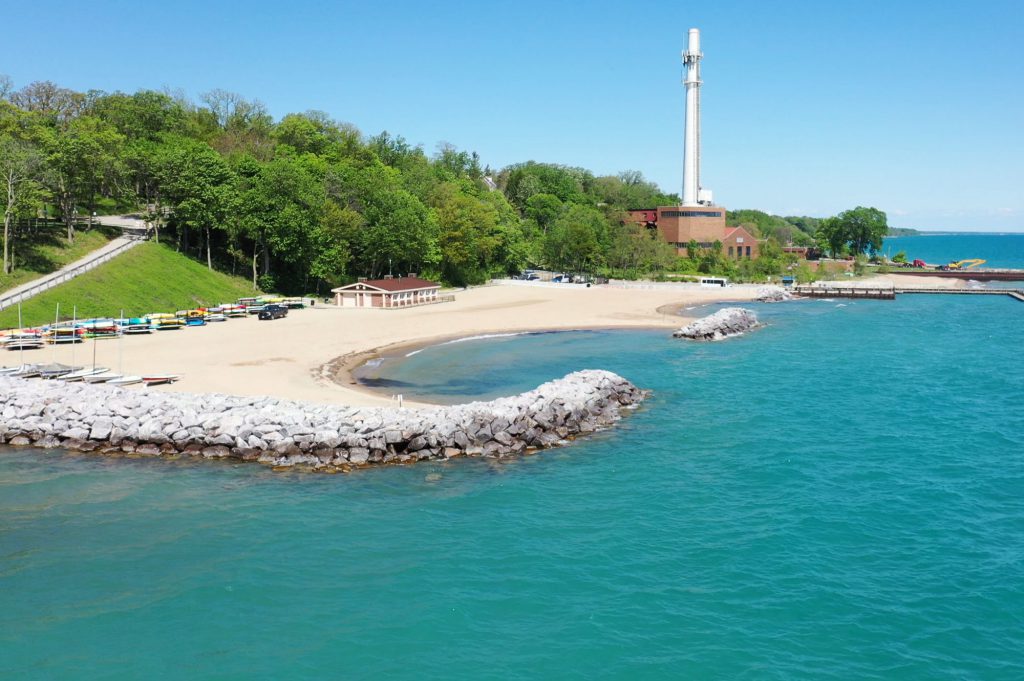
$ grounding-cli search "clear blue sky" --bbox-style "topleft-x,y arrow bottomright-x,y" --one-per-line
4,0 -> 1022,230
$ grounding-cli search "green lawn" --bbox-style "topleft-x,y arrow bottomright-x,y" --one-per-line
0,241 -> 260,329
1,226 -> 121,294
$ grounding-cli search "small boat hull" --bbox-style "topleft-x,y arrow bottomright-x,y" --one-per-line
4,341 -> 44,351
83,373 -> 122,384
60,368 -> 109,382
108,375 -> 143,386
142,374 -> 182,386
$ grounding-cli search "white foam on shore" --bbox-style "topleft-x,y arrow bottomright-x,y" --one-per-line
403,332 -> 530,357
442,332 -> 531,345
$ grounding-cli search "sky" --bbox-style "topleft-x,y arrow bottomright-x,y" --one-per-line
3,0 -> 1022,230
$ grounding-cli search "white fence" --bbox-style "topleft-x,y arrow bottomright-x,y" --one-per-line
0,237 -> 144,313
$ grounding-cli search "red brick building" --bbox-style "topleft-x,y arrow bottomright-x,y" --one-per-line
625,206 -> 760,259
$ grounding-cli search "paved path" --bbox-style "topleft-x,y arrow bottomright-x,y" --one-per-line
0,216 -> 149,313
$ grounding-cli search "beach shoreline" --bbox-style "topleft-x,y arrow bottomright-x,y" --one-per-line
332,325 -> 672,404
1,275 -> 960,408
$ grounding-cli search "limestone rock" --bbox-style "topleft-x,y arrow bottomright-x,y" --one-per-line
755,286 -> 794,303
673,307 -> 760,341
0,369 -> 648,471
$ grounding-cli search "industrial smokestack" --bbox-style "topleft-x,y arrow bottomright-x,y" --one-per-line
681,28 -> 704,206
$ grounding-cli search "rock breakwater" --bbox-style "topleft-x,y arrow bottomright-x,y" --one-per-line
0,370 -> 646,471
673,307 -> 760,341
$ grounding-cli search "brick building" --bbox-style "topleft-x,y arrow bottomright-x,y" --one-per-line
625,206 -> 760,259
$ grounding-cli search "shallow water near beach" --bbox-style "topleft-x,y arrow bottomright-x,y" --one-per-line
3,293 -> 1024,678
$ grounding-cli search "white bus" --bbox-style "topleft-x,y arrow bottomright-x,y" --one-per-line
699,277 -> 729,288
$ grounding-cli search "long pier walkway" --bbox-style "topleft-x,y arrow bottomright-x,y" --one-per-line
792,286 -> 1024,303
896,288 -> 1024,303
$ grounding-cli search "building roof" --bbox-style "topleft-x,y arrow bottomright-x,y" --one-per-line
332,276 -> 439,293
723,226 -> 757,240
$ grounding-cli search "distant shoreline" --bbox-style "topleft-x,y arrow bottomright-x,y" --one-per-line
886,231 -> 1024,236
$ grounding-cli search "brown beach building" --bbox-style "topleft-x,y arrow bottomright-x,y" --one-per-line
331,276 -> 441,308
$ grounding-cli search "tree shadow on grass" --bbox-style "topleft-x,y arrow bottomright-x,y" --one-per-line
11,225 -> 120,275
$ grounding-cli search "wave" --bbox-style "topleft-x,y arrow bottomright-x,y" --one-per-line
404,330 -> 566,357
441,332 -> 532,345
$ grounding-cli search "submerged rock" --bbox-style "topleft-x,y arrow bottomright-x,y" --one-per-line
0,369 -> 647,471
673,307 -> 760,341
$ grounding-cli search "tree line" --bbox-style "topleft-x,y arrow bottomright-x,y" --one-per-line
1,75 -> 887,291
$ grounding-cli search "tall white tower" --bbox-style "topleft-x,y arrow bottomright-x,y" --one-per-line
681,28 -> 707,206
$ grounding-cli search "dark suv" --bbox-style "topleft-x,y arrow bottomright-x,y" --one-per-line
258,304 -> 288,320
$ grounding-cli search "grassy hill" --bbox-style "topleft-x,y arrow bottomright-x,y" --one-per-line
0,226 -> 121,294
0,241 -> 259,329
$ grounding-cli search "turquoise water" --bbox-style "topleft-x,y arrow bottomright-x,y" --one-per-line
883,232 -> 1024,269
5,244 -> 1024,677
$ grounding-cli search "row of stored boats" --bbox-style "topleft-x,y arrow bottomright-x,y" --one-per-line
0,296 -> 306,350
0,363 -> 180,387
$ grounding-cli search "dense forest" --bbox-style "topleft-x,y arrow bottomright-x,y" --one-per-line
1,76 -> 886,291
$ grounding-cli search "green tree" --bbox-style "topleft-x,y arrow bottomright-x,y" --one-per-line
815,216 -> 847,259
309,199 -> 360,288
159,137 -> 234,268
837,206 -> 888,255
38,115 -> 125,242
1,135 -> 43,273
525,193 -> 563,234
543,204 -> 606,273
432,182 -> 500,285
607,222 -> 675,277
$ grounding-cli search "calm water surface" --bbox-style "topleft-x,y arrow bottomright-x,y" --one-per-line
3,259 -> 1024,679
883,232 -> 1024,269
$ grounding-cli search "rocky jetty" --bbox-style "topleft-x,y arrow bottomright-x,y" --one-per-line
673,307 -> 760,341
755,286 -> 794,302
0,370 -> 646,471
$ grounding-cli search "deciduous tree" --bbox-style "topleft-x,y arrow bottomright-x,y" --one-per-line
1,135 -> 43,273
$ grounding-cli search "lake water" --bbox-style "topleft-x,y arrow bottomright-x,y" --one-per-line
2,239 -> 1024,679
883,232 -> 1024,269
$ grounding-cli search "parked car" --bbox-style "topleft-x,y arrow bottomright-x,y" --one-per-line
258,304 -> 288,320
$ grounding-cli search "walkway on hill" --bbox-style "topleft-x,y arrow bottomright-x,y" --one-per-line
0,215 -> 149,314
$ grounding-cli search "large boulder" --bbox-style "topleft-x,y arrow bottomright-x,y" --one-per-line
755,286 -> 793,303
673,307 -> 760,341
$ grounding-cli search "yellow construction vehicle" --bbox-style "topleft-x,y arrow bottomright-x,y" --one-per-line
941,259 -> 987,270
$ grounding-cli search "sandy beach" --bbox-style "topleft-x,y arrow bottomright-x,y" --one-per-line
3,274 -> 960,407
